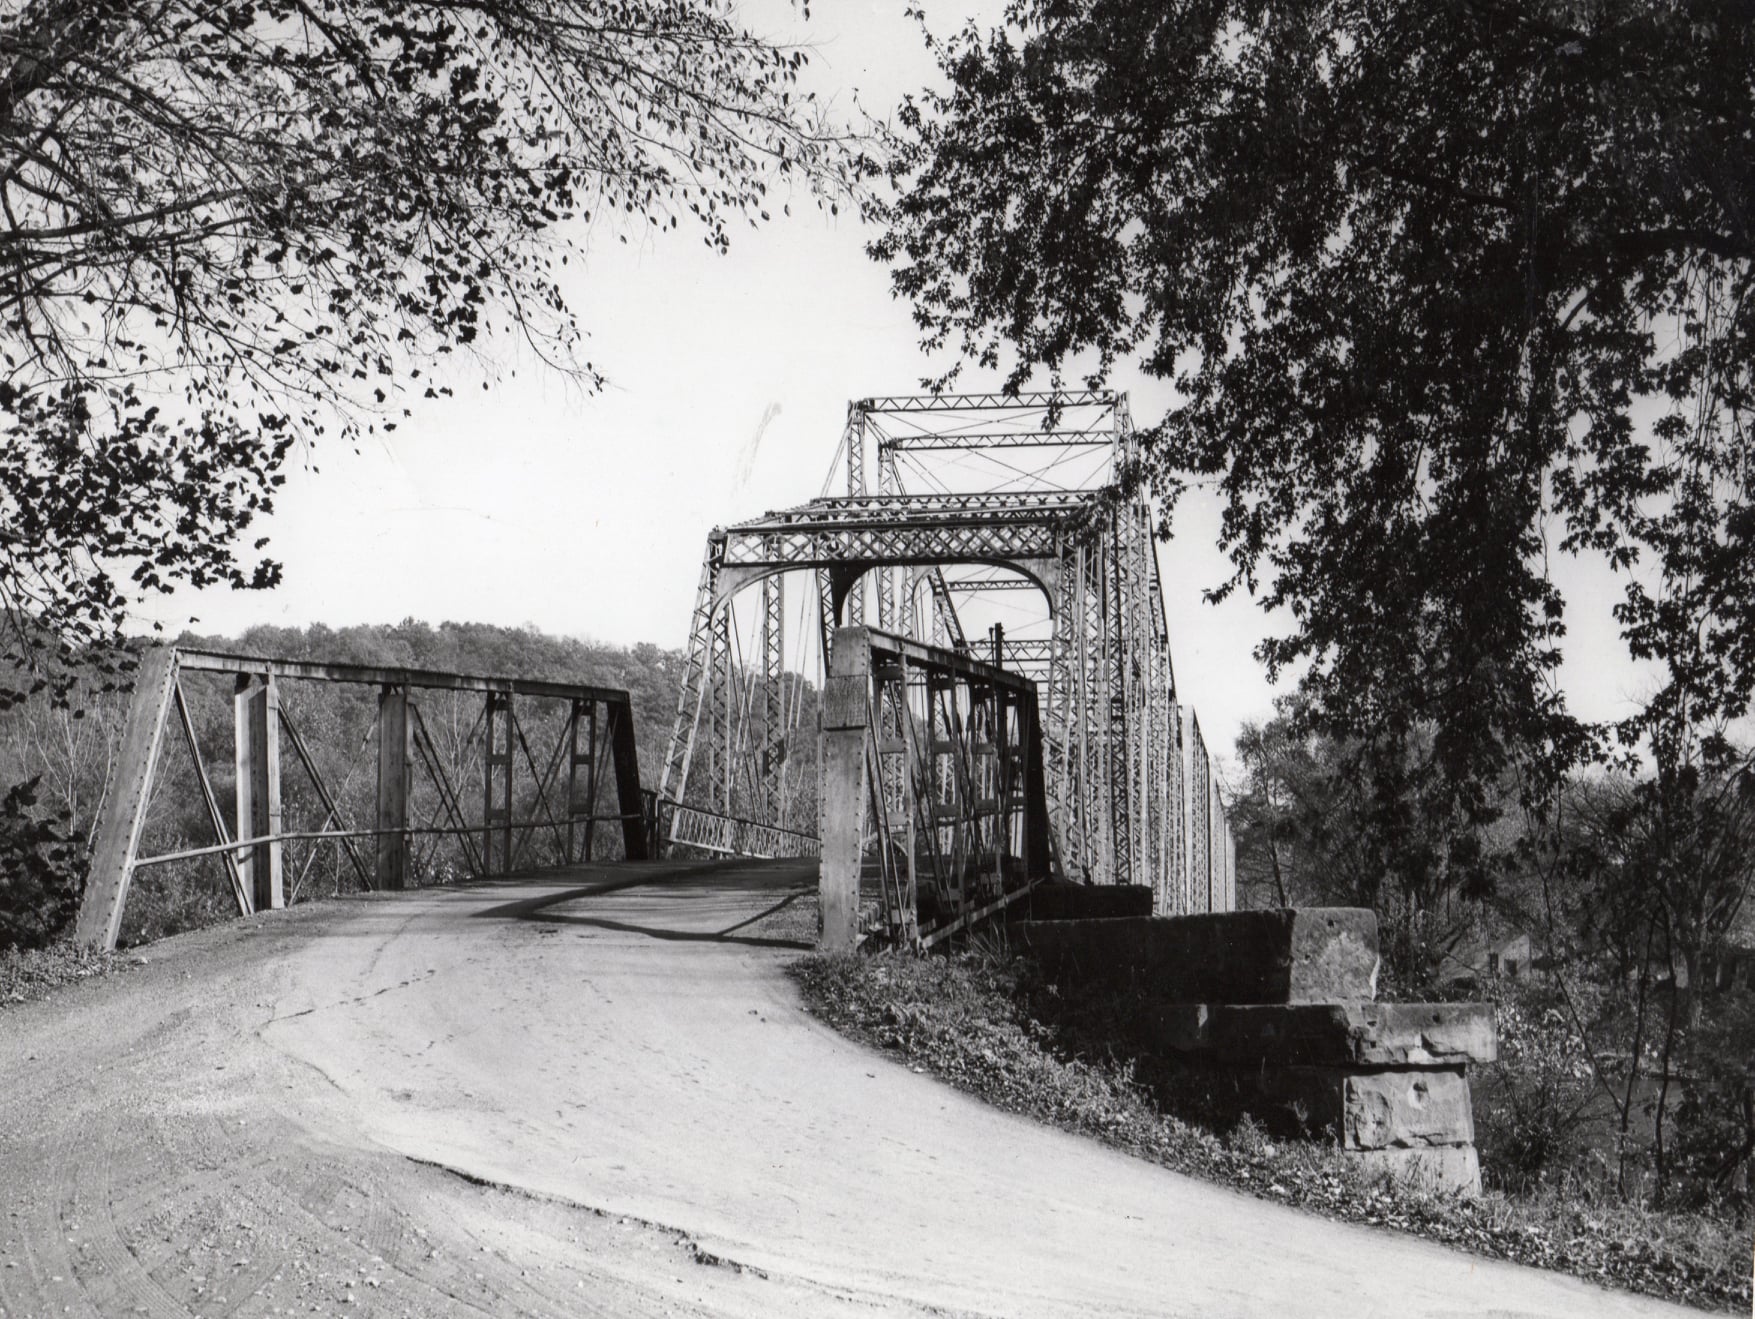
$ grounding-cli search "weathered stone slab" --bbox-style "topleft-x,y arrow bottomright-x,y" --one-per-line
1256,1066 -> 1476,1149
1145,1002 -> 1496,1067
1018,908 -> 1380,1004
1354,1144 -> 1481,1195
1148,1002 -> 1215,1052
1342,1068 -> 1476,1149
1018,883 -> 1154,923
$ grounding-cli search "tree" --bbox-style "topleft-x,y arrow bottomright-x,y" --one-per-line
875,0 -> 1753,831
0,0 -> 861,704
1230,696 -> 1502,986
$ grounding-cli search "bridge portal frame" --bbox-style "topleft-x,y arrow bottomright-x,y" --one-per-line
658,392 -> 1215,909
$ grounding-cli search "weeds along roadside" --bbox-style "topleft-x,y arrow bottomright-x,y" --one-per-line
788,942 -> 1752,1315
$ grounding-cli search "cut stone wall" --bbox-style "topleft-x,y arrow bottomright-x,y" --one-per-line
1019,882 -> 1156,923
1019,909 -> 1495,1193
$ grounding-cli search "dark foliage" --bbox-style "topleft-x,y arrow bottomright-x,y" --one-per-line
876,0 -> 1754,844
0,776 -> 79,949
1230,698 -> 1755,1213
0,1 -> 863,707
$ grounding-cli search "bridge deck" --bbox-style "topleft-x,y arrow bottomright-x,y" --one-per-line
0,859 -> 1680,1317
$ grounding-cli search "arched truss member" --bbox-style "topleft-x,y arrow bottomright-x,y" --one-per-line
658,391 -> 1237,914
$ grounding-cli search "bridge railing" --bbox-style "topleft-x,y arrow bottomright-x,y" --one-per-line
664,802 -> 818,859
74,647 -> 652,950
819,626 -> 1053,951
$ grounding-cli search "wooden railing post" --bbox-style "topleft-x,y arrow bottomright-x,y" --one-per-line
818,627 -> 874,952
483,691 -> 513,874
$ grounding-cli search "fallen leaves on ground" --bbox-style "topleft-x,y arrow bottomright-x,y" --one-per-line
789,950 -> 1751,1315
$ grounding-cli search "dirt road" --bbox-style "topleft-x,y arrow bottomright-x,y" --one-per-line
0,860 -> 1698,1317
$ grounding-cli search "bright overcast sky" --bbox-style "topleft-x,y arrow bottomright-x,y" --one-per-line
134,1 -> 1661,765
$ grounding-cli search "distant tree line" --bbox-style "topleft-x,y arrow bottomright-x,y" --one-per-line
0,621 -> 811,950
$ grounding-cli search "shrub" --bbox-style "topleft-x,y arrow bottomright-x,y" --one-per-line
0,777 -> 82,950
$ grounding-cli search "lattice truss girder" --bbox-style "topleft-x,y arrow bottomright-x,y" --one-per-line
657,392 -> 1235,911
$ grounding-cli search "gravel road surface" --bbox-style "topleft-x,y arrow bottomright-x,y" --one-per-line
0,859 -> 1699,1317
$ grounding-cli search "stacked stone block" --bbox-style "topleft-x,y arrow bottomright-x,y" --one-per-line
1019,908 -> 1495,1192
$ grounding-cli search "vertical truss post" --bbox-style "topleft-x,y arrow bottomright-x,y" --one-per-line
1176,703 -> 1193,913
877,652 -> 920,939
234,671 -> 284,912
1112,493 -> 1159,900
1189,711 -> 1211,912
760,556 -> 785,824
659,533 -> 724,812
1164,698 -> 1182,914
1132,517 -> 1153,894
1105,512 -> 1134,889
1111,396 -> 1156,900
75,648 -> 178,949
1228,815 -> 1237,911
567,698 -> 597,863
1087,541 -> 1117,885
1144,534 -> 1174,911
845,403 -> 866,626
711,602 -> 733,814
376,684 -> 410,890
1045,544 -> 1081,877
483,691 -> 514,875
876,441 -> 902,631
1064,540 -> 1097,881
1018,689 -> 1053,883
816,567 -> 837,674
1210,775 -> 1226,913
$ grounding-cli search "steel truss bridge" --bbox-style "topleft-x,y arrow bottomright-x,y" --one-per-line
74,647 -> 653,950
71,391 -> 1235,953
659,392 -> 1236,936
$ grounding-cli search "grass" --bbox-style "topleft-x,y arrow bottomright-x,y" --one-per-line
788,942 -> 1753,1314
0,938 -> 131,1008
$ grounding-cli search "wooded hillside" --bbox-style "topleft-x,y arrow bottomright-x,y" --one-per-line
0,622 -> 707,948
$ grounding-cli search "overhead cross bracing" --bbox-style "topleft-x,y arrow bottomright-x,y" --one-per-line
658,391 -> 1236,920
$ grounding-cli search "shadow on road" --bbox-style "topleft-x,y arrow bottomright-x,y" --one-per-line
466,858 -> 817,950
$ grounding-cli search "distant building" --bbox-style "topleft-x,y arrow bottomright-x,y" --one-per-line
1703,909 -> 1755,995
1437,930 -> 1545,988
1487,932 -> 1532,979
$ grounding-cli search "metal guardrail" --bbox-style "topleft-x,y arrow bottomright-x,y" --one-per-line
819,625 -> 1052,951
665,802 -> 817,859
